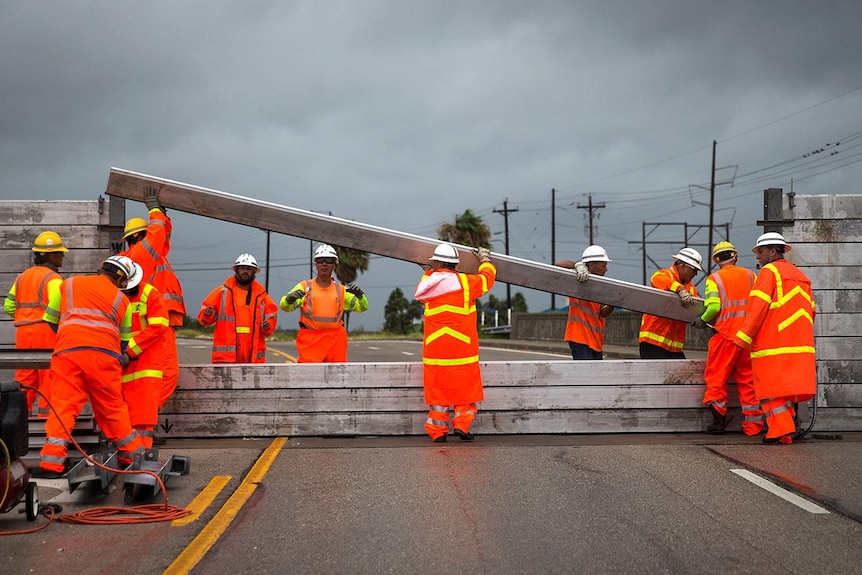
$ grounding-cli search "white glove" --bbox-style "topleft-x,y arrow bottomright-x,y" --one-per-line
677,289 -> 695,307
573,261 -> 589,283
474,247 -> 491,262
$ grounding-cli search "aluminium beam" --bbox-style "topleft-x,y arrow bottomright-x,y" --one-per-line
106,168 -> 704,322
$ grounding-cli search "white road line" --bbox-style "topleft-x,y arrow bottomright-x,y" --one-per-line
400,351 -> 414,356
731,469 -> 829,514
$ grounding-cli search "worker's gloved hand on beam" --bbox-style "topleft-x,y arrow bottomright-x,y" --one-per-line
346,283 -> 364,298
473,247 -> 492,263
144,186 -> 162,212
677,289 -> 695,307
573,261 -> 589,283
285,289 -> 306,305
690,317 -> 708,329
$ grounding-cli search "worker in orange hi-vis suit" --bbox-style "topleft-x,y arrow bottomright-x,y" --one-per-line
31,256 -> 146,479
198,253 -> 278,363
734,232 -> 816,445
4,231 -> 68,418
118,187 -> 185,440
120,261 -> 169,449
280,244 -> 369,363
691,241 -> 762,436
639,247 -> 702,359
414,243 -> 496,443
555,245 -> 615,360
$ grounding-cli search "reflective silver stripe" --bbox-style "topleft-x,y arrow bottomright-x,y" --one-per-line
114,430 -> 140,449
430,405 -> 448,413
41,454 -> 66,465
213,345 -> 236,353
45,436 -> 68,447
709,401 -> 727,409
741,405 -> 761,413
139,430 -> 154,439
744,414 -> 764,423
566,314 -> 603,335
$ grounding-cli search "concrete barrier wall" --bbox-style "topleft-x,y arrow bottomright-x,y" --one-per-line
510,311 -> 712,350
159,358 -> 852,438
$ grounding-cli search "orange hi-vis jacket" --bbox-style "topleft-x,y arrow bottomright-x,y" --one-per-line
6,264 -> 62,344
198,276 -> 278,363
120,209 -> 185,327
703,265 -> 756,338
124,283 -> 170,375
639,265 -> 699,352
283,280 -> 368,330
734,259 -> 816,402
155,216 -> 186,326
565,298 -> 605,352
414,262 -> 496,406
44,275 -> 132,358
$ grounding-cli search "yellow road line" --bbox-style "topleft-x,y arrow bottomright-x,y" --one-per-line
171,475 -> 232,527
268,347 -> 297,363
163,437 -> 288,575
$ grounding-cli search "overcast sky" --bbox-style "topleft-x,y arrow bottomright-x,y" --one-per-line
2,1 -> 861,330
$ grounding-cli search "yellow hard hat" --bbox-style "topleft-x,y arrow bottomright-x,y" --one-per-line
32,230 -> 69,253
712,241 -> 737,258
123,217 -> 148,240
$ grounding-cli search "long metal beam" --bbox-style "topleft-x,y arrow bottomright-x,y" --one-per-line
105,168 -> 704,322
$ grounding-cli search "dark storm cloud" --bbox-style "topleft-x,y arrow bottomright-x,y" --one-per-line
2,1 -> 861,328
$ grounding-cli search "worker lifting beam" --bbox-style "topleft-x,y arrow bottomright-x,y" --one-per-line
105,168 -> 704,322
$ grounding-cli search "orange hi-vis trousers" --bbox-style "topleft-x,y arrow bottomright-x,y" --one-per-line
39,351 -> 146,472
158,327 -> 179,408
16,365 -> 52,419
702,335 -> 764,435
761,397 -> 797,443
122,374 -> 160,450
425,404 -> 478,440
296,327 -> 348,363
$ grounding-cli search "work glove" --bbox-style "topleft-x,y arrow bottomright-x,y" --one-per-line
346,283 -> 364,298
285,288 -> 306,305
144,186 -> 162,212
203,306 -> 216,318
120,353 -> 131,368
474,247 -> 492,262
690,317 -> 708,329
261,319 -> 272,331
573,261 -> 589,283
677,289 -> 695,307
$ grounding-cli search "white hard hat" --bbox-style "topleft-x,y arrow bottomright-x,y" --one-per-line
102,255 -> 135,285
430,242 -> 460,264
313,244 -> 339,262
233,253 -> 260,270
581,245 -> 611,263
753,232 -> 792,252
671,247 -> 704,272
124,261 -> 144,291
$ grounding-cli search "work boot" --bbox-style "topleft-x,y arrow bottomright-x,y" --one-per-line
454,428 -> 475,442
29,466 -> 65,480
432,435 -> 447,443
705,405 -> 726,434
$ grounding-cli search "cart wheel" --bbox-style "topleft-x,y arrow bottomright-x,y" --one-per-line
25,482 -> 40,521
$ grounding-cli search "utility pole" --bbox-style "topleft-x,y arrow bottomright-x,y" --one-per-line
577,193 -> 605,244
493,198 -> 519,310
707,140 -> 717,276
551,188 -> 556,311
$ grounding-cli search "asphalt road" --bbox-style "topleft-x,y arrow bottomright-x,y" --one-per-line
4,338 -> 860,574
177,336 -> 571,364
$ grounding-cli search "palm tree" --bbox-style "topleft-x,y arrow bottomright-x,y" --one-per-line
436,209 -> 491,248
333,246 -> 370,284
